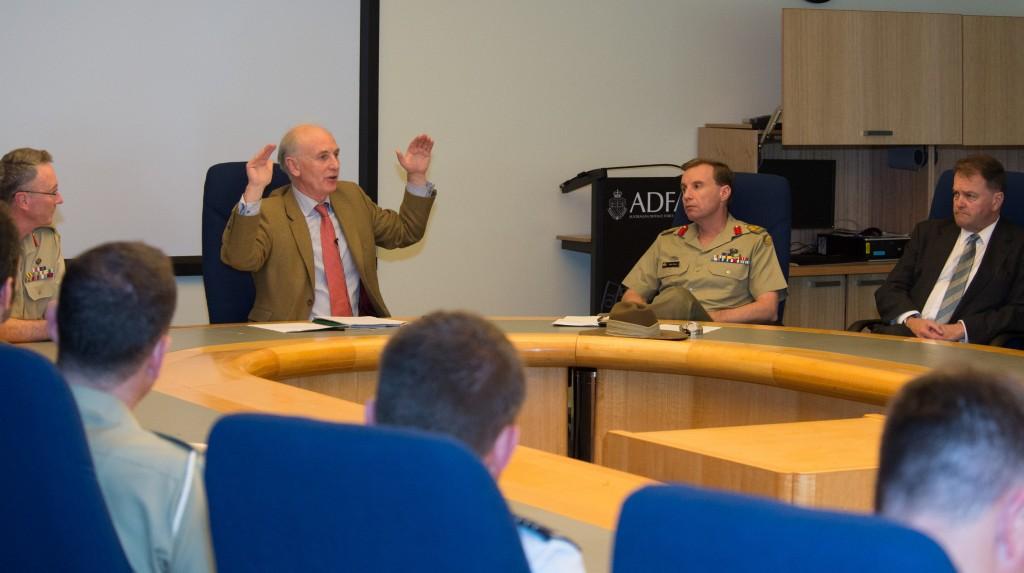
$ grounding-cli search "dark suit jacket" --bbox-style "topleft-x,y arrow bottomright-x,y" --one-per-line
221,181 -> 434,321
875,218 -> 1024,345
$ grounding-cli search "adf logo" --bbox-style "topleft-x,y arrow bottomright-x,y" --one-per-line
607,189 -> 627,221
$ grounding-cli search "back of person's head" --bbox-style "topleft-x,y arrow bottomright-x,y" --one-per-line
0,147 -> 53,204
876,367 -> 1024,517
0,202 -> 18,321
954,154 -> 1006,193
876,367 -> 1024,572
373,311 -> 526,457
55,242 -> 176,383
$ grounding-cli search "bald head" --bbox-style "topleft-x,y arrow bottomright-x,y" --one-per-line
277,124 -> 334,166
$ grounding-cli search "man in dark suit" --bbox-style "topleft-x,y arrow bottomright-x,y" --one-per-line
874,155 -> 1024,345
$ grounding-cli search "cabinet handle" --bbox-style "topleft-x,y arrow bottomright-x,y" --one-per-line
862,130 -> 894,136
856,279 -> 886,287
811,280 -> 842,288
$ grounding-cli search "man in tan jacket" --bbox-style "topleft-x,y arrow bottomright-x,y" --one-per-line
222,124 -> 435,320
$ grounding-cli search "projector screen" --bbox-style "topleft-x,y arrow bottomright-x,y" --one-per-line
1,0 -> 363,258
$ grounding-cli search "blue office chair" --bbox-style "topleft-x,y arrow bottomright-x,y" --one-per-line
849,169 -> 1024,346
0,346 -> 132,572
205,414 -> 531,573
612,484 -> 954,573
673,172 -> 792,323
201,162 -> 290,323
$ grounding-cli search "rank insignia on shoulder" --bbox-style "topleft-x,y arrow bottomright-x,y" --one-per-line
668,224 -> 687,237
662,260 -> 680,268
660,225 -> 684,237
747,224 -> 764,233
763,234 -> 773,246
733,225 -> 743,237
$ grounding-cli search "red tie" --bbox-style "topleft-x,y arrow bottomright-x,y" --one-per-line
313,203 -> 353,317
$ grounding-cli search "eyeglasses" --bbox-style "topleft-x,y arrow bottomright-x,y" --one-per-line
16,189 -> 59,197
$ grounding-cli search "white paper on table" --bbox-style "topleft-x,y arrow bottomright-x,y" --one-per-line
316,316 -> 407,328
552,316 -> 601,327
248,322 -> 338,333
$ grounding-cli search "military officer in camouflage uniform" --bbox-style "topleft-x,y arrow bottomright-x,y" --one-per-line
0,147 -> 64,342
48,242 -> 214,573
622,158 -> 787,323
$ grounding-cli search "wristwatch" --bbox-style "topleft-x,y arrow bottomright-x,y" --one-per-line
901,312 -> 921,325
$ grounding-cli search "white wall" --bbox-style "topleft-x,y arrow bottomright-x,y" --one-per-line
374,0 -> 1024,317
1,0 -> 361,258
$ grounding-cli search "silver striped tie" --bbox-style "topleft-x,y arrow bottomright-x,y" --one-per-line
934,233 -> 980,324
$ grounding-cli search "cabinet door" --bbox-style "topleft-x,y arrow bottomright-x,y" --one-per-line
783,9 -> 962,145
783,275 -> 847,330
845,273 -> 888,327
963,16 -> 1024,146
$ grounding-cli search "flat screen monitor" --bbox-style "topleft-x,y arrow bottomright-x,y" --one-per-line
758,159 -> 836,229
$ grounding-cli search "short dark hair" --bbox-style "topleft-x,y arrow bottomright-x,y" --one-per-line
954,154 -> 1006,193
875,367 -> 1024,519
56,242 -> 177,382
0,148 -> 53,204
374,311 -> 526,456
682,158 -> 734,188
0,202 -> 18,286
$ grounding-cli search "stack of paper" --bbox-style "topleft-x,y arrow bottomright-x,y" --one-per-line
314,316 -> 407,328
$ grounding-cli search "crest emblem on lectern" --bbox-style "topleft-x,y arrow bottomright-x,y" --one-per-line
608,190 -> 627,221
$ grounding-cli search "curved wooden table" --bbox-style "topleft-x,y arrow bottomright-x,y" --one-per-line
123,319 -> 1024,573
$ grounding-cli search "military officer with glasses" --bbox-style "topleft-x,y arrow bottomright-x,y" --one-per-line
0,147 -> 64,342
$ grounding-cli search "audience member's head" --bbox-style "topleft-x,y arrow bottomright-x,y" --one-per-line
876,367 -> 1024,573
47,242 -> 177,404
369,310 -> 526,476
0,202 -> 18,322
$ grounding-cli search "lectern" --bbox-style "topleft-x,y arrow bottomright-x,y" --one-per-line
559,168 -> 682,313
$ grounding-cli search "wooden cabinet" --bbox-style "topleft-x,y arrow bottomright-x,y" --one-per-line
783,274 -> 847,330
963,16 -> 1024,145
783,9 -> 962,146
784,264 -> 895,330
845,272 -> 887,324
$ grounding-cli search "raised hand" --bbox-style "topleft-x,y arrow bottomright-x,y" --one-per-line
395,134 -> 434,186
243,144 -> 277,202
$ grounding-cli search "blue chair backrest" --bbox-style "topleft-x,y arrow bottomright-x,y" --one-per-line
205,414 -> 531,573
0,346 -> 132,572
928,169 -> 1024,225
201,161 -> 290,323
673,172 -> 791,319
612,484 -> 955,573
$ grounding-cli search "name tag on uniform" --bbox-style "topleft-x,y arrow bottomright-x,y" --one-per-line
661,261 -> 680,269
